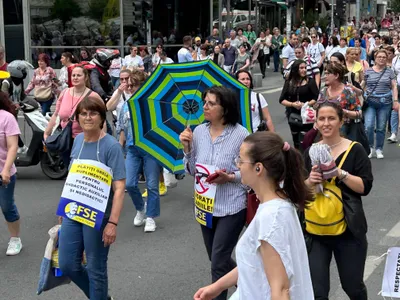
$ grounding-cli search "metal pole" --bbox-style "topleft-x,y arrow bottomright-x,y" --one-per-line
146,20 -> 151,50
331,0 -> 334,35
218,0 -> 222,38
210,0 -> 213,34
119,0 -> 124,56
0,0 -> 5,52
286,5 -> 291,42
248,0 -> 252,24
22,0 -> 31,63
227,0 -> 231,34
356,0 -> 360,30
255,1 -> 258,33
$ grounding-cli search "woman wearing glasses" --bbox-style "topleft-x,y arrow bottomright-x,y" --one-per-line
180,86 -> 249,300
152,44 -> 164,70
122,46 -> 144,71
308,33 -> 326,74
44,66 -> 104,165
364,49 -> 398,159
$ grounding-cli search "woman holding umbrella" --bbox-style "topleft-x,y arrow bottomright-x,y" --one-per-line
180,86 -> 249,300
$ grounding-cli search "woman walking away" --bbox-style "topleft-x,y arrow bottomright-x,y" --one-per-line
304,101 -> 373,300
58,97 -> 125,300
194,132 -> 314,300
0,92 -> 22,256
180,86 -> 249,300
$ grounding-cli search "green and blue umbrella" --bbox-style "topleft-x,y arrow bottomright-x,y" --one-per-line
127,60 -> 252,174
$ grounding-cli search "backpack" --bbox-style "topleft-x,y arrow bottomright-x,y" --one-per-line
305,142 -> 357,236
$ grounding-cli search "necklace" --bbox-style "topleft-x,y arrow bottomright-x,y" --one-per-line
327,138 -> 344,149
71,87 -> 87,114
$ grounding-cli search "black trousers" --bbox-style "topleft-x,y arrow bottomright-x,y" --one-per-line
307,230 -> 368,300
200,209 -> 246,300
288,122 -> 314,150
258,52 -> 266,76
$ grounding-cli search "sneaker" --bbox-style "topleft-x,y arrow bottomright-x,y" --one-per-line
6,237 -> 22,256
144,218 -> 156,232
388,133 -> 398,143
17,145 -> 28,155
159,182 -> 167,196
107,296 -> 114,300
368,148 -> 376,159
133,210 -> 146,226
138,174 -> 146,184
376,149 -> 384,159
142,189 -> 148,198
267,65 -> 270,69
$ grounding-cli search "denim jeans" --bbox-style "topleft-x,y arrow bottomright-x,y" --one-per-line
364,101 -> 392,150
125,146 -> 161,218
273,50 -> 280,72
390,109 -> 399,135
0,175 -> 19,222
40,97 -> 54,116
59,217 -> 110,300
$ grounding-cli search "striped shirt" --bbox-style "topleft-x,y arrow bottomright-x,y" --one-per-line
365,67 -> 395,96
183,123 -> 249,217
284,56 -> 320,79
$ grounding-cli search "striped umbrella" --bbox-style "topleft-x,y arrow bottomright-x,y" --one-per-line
127,60 -> 252,174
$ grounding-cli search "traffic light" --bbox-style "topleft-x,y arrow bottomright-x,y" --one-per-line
142,0 -> 153,21
132,1 -> 143,27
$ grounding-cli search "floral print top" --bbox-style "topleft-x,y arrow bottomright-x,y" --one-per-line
317,84 -> 361,123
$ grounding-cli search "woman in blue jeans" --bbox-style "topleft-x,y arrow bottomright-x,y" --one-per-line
0,92 -> 22,256
58,97 -> 126,300
364,49 -> 398,159
118,70 -> 161,233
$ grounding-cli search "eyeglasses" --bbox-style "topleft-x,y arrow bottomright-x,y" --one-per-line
120,77 -> 129,81
131,49 -> 137,52
234,157 -> 254,167
311,36 -> 317,38
376,56 -> 387,59
157,46 -> 162,49
79,111 -> 100,118
202,100 -> 219,108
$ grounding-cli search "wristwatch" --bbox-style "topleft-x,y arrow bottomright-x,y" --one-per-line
339,170 -> 349,181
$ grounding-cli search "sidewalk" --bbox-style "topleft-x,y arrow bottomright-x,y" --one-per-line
251,63 -> 285,92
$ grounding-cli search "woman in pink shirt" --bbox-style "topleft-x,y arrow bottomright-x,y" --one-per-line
44,66 -> 103,165
0,92 -> 22,256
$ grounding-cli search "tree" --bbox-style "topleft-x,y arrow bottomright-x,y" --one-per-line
392,0 -> 400,13
88,0 -> 109,22
51,0 -> 82,26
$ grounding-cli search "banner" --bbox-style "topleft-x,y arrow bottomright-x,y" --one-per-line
56,159 -> 112,230
381,247 -> 400,298
194,163 -> 217,228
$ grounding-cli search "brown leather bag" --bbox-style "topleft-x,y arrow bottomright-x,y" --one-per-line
34,86 -> 53,102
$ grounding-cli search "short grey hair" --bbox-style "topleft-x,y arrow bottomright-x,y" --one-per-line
230,30 -> 236,35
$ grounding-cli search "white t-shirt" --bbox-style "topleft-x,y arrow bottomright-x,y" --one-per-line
109,57 -> 124,77
123,55 -> 144,69
160,57 -> 174,64
234,199 -> 314,300
250,91 -> 268,131
338,46 -> 348,56
307,42 -> 325,64
325,45 -> 341,60
110,90 -> 132,131
392,55 -> 400,86
282,44 -> 296,64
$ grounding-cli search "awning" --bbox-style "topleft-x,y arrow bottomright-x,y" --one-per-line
270,0 -> 288,10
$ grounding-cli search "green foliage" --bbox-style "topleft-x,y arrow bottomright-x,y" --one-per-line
303,9 -> 330,32
392,0 -> 400,13
88,0 -> 109,22
51,0 -> 82,25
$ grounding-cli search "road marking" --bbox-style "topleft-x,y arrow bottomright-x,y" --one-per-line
253,87 -> 283,94
380,220 -> 400,246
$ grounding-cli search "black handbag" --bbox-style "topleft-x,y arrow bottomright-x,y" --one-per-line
45,90 -> 91,153
288,89 -> 303,126
256,93 -> 268,131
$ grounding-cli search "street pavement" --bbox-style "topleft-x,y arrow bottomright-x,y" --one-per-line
1,71 -> 400,300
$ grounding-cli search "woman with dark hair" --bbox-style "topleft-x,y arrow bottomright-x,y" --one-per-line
25,53 -> 58,115
0,92 -> 22,256
180,86 -> 249,300
210,45 -> 225,68
58,96 -> 125,300
243,24 -> 256,46
79,47 -> 91,62
279,60 -> 318,149
325,36 -> 340,60
139,46 -> 153,75
152,44 -> 164,69
194,132 -> 314,300
304,101 -> 373,300
236,70 -> 275,132
59,52 -> 78,90
233,44 -> 251,74
197,45 -> 210,61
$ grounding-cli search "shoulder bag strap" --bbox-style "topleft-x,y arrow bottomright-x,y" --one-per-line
347,72 -> 353,85
256,93 -> 263,121
69,89 -> 92,121
330,141 -> 357,183
367,68 -> 387,99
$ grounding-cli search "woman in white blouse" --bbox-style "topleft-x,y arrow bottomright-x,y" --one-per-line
194,132 -> 314,300
59,52 -> 76,90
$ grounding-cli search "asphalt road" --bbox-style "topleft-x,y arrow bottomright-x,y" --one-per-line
1,84 -> 400,300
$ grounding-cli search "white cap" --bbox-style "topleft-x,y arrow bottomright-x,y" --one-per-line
372,29 -> 378,33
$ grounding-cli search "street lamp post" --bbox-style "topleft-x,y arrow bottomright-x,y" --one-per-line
331,0 -> 334,34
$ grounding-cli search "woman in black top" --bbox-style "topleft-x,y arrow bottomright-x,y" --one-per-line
279,60 -> 319,149
304,101 -> 373,300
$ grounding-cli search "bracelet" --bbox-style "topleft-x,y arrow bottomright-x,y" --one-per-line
394,99 -> 399,102
108,221 -> 118,226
